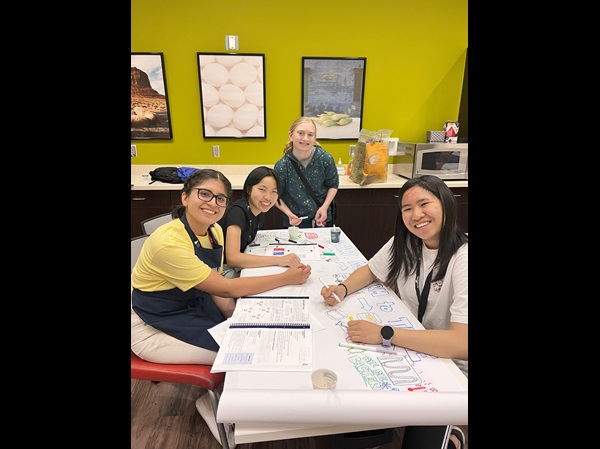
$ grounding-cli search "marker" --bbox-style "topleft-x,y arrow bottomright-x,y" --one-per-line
318,244 -> 325,249
275,238 -> 281,243
298,216 -> 308,220
323,252 -> 335,256
249,243 -> 260,247
288,239 -> 297,243
317,277 -> 341,303
269,243 -> 316,246
339,342 -> 398,355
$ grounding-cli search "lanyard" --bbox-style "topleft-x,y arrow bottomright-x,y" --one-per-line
415,243 -> 433,323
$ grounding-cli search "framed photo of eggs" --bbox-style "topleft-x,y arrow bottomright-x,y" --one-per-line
302,57 -> 366,140
197,53 -> 266,139
131,52 -> 174,140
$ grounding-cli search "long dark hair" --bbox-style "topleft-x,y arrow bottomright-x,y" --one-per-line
384,175 -> 467,291
172,169 -> 232,219
242,166 -> 280,202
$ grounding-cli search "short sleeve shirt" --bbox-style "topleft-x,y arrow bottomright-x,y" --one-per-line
131,218 -> 225,292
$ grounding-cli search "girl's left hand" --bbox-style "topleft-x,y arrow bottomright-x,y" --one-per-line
315,206 -> 328,226
346,320 -> 382,345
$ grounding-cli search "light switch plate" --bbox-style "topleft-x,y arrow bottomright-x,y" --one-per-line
387,138 -> 399,155
225,35 -> 238,50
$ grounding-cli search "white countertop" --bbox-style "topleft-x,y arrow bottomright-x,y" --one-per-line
131,164 -> 468,190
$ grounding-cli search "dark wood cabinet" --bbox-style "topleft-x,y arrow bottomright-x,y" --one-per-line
131,190 -> 182,237
131,186 -> 468,255
367,189 -> 400,259
335,189 -> 398,260
334,189 -> 372,257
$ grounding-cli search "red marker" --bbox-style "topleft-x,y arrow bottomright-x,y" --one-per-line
408,386 -> 426,391
318,244 -> 325,249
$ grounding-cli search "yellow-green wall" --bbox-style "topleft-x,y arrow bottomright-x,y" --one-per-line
131,0 -> 467,166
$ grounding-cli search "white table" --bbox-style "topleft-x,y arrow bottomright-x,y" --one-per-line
215,227 -> 468,444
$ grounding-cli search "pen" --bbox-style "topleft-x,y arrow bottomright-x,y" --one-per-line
317,277 -> 341,303
339,342 -> 398,355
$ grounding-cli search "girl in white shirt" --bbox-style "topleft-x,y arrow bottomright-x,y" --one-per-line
319,174 -> 468,449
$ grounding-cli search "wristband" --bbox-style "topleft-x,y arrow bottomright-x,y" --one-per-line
338,283 -> 348,298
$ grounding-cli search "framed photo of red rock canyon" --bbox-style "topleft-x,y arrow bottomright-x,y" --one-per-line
131,52 -> 173,140
197,52 -> 266,138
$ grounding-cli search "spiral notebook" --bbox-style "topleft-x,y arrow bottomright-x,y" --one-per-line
211,296 -> 312,373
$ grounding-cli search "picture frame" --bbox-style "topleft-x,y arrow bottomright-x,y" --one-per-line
131,52 -> 173,140
302,57 -> 366,140
197,52 -> 266,139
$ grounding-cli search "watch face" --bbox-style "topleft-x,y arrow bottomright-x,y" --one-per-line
381,326 -> 394,340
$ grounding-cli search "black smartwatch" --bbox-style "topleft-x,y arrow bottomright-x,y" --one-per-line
381,325 -> 394,347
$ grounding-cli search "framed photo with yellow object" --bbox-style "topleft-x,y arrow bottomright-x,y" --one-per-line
302,57 -> 366,140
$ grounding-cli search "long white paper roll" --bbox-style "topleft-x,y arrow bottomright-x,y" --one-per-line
217,389 -> 467,426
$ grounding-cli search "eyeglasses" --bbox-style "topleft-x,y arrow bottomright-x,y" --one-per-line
194,188 -> 230,207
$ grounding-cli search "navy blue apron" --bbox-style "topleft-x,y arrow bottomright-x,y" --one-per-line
220,198 -> 264,258
132,214 -> 225,351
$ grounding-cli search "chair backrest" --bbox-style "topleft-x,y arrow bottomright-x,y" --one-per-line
131,234 -> 149,272
141,212 -> 173,235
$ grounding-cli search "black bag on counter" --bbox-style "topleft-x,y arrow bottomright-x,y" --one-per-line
149,167 -> 182,184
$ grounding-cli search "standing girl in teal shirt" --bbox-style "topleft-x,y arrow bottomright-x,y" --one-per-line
273,116 -> 339,228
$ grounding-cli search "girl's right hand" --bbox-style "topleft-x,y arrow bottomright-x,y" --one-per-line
320,285 -> 343,306
289,215 -> 302,226
277,253 -> 301,268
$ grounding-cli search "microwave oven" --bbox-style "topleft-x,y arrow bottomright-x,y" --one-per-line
393,142 -> 468,180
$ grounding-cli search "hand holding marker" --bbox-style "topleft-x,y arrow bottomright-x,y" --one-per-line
318,277 -> 341,303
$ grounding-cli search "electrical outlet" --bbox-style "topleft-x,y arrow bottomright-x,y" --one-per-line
349,145 -> 356,156
212,145 -> 220,157
131,145 -> 137,157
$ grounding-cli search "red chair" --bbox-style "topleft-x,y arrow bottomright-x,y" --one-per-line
131,235 -> 230,448
131,350 -> 229,449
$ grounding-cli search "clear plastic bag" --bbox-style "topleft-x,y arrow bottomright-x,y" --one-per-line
349,129 -> 393,185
